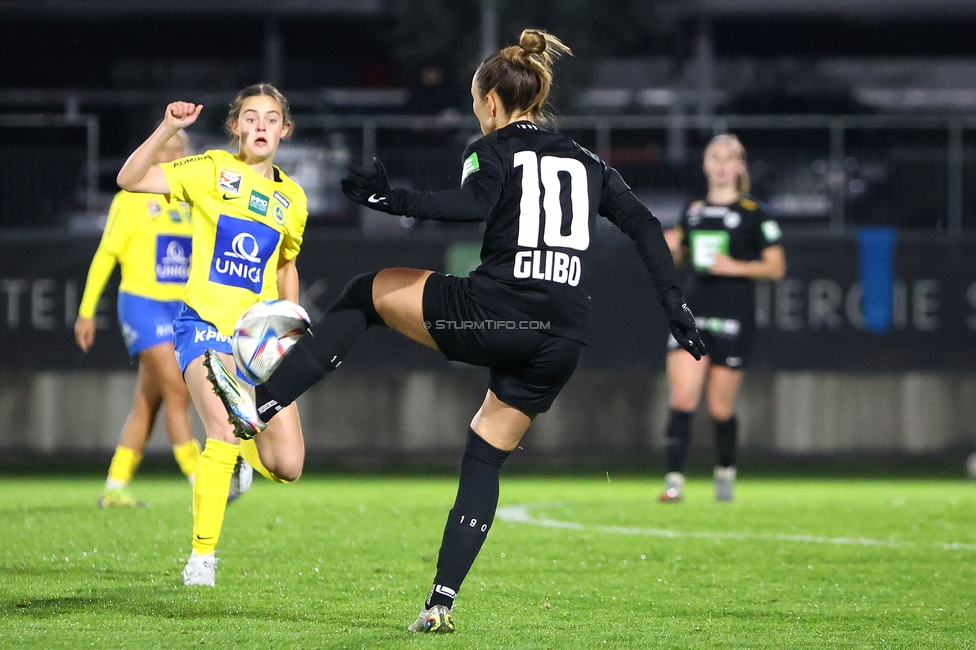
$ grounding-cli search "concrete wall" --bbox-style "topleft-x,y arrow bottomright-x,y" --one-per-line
3,370 -> 975,465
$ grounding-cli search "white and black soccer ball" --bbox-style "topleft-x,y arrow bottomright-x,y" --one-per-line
232,299 -> 310,384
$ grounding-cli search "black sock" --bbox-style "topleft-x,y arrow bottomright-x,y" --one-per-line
254,272 -> 385,420
664,410 -> 693,474
714,415 -> 737,468
426,428 -> 511,610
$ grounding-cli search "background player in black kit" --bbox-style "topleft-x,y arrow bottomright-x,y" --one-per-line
658,134 -> 786,504
204,28 -> 705,632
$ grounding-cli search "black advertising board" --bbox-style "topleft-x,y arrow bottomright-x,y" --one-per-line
0,231 -> 973,372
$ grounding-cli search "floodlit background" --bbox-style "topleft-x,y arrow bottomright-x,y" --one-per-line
1,0 -> 975,469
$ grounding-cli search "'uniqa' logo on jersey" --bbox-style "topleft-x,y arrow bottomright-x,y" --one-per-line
209,215 -> 280,293
155,235 -> 192,283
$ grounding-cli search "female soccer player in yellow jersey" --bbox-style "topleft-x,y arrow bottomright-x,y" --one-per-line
117,84 -> 308,586
76,132 -> 202,507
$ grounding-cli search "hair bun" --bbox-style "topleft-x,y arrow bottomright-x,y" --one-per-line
519,29 -> 547,55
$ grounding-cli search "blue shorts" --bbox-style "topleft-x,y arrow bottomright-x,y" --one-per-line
172,303 -> 234,374
117,292 -> 182,356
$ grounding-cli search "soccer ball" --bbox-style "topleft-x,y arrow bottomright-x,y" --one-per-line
232,299 -> 311,384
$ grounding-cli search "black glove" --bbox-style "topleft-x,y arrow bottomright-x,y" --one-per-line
341,157 -> 393,212
662,288 -> 705,361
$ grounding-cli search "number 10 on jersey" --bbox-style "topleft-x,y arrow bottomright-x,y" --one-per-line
512,151 -> 587,287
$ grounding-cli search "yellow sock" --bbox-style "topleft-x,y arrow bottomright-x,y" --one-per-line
191,439 -> 239,556
239,438 -> 296,484
173,439 -> 202,478
106,445 -> 142,489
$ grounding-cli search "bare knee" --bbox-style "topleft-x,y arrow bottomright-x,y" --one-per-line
133,373 -> 163,413
707,401 -> 735,421
670,392 -> 701,413
469,391 -> 532,452
252,404 -> 306,481
666,353 -> 708,413
706,384 -> 739,421
131,389 -> 162,418
162,378 -> 190,409
276,464 -> 302,483
265,455 -> 303,483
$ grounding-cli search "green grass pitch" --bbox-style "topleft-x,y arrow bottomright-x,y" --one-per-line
1,474 -> 975,648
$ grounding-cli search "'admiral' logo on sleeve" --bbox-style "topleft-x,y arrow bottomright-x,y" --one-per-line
209,215 -> 280,293
273,191 -> 290,209
218,169 -> 242,195
147,201 -> 162,216
173,155 -> 206,167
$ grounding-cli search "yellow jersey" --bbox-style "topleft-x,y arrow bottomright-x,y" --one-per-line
78,191 -> 192,318
159,149 -> 308,335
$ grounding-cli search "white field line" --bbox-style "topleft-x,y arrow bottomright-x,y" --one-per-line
496,504 -> 976,551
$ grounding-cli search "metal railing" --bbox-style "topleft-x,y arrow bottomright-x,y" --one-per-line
3,111 -> 976,234
297,113 -> 976,234
0,114 -> 99,230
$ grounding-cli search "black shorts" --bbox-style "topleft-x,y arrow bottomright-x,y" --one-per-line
422,272 -> 582,414
668,315 -> 755,369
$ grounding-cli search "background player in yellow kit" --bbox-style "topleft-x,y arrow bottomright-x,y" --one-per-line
76,132 -> 202,507
116,84 -> 308,586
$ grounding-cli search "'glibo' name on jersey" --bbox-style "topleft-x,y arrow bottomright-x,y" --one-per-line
510,151 -> 589,287
513,249 -> 582,286
209,215 -> 280,293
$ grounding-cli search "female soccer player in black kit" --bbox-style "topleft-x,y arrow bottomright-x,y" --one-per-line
205,29 -> 705,632
658,134 -> 786,504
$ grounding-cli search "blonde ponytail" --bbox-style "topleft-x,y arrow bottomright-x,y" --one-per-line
474,29 -> 572,121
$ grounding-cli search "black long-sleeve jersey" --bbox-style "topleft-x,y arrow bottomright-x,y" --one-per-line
386,120 -> 679,343
677,198 -> 782,321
